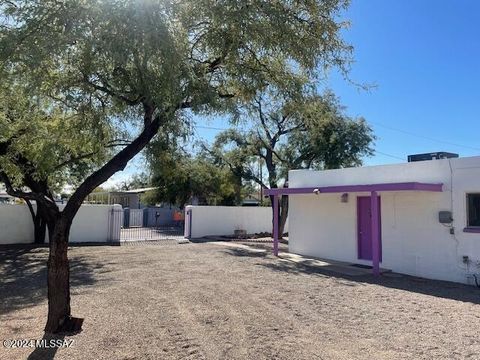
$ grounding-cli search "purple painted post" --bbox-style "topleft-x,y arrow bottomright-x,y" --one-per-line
273,194 -> 279,256
371,191 -> 380,276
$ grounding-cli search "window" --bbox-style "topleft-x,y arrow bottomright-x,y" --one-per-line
467,193 -> 480,227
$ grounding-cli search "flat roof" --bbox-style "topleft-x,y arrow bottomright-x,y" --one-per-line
90,187 -> 157,195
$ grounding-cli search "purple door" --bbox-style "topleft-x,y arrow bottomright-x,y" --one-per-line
357,196 -> 382,261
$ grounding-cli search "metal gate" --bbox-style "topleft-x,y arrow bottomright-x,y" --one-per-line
129,209 -> 143,227
113,207 -> 185,242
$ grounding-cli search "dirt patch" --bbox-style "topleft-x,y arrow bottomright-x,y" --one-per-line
1,243 -> 480,359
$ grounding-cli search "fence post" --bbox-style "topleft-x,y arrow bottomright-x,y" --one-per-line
108,206 -> 122,243
185,207 -> 192,239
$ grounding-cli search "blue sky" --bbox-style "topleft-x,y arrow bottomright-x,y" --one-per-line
327,0 -> 480,165
198,0 -> 480,165
106,0 -> 480,186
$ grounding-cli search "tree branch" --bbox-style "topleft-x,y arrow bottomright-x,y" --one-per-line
82,74 -> 143,106
0,170 -> 43,202
254,97 -> 273,142
53,141 -> 132,170
63,103 -> 166,219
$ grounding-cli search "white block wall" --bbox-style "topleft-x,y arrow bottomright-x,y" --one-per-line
68,204 -> 119,243
288,156 -> 480,284
0,204 -> 120,244
0,204 -> 34,244
185,206 -> 285,238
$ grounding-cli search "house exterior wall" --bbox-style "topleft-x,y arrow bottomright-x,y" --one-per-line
0,204 -> 120,244
109,193 -> 140,208
288,156 -> 480,284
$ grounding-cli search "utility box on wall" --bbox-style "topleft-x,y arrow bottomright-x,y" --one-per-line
438,211 -> 453,224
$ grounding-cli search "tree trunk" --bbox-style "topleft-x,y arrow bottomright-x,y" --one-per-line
44,216 -> 73,333
47,219 -> 56,243
34,216 -> 47,244
234,176 -> 243,205
25,200 -> 48,244
278,194 -> 288,238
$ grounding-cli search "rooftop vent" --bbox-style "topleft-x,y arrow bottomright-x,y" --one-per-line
407,152 -> 459,162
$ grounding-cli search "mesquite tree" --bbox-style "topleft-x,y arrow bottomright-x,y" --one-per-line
0,0 -> 354,333
210,91 -> 375,236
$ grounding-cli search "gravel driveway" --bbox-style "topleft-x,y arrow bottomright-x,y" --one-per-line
1,242 -> 480,360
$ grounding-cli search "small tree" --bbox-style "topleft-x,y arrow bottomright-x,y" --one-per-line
117,173 -> 150,191
210,91 -> 375,236
0,0 -> 354,333
0,83 -> 115,244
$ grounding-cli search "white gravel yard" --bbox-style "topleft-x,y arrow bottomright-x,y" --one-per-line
1,242 -> 480,360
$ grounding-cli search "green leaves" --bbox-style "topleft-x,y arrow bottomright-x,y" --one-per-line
1,0 -> 353,114
0,81 -> 117,191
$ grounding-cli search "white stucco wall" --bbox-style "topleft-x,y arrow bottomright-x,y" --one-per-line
0,204 -> 120,244
0,204 -> 34,244
288,156 -> 480,284
68,204 -> 119,243
185,206 -> 284,238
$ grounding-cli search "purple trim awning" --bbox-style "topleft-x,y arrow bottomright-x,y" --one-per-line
264,182 -> 443,196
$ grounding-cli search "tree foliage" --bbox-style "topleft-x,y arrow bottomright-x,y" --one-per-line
0,82 -> 120,192
116,173 -> 150,191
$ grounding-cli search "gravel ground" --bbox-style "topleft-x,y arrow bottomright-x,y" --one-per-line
2,242 -> 480,360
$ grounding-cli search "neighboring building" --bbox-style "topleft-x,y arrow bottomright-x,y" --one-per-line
85,187 -> 157,209
267,154 -> 480,285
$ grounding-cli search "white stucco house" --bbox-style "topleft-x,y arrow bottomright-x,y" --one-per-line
266,154 -> 480,285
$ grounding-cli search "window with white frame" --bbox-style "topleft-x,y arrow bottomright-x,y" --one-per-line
467,193 -> 480,227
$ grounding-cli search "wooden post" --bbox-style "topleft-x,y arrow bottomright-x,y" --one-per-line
273,194 -> 279,256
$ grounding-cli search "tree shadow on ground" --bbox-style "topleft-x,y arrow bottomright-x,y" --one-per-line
222,248 -> 269,258
223,246 -> 480,305
26,333 -> 66,360
0,245 -> 112,315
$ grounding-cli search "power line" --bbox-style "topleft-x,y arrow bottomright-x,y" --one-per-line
374,150 -> 405,161
196,125 -> 228,131
196,125 -> 406,160
195,124 -> 455,162
370,121 -> 480,152
197,120 -> 480,153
